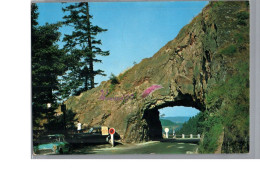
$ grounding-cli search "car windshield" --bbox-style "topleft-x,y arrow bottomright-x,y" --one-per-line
87,128 -> 101,134
38,136 -> 61,144
87,128 -> 93,134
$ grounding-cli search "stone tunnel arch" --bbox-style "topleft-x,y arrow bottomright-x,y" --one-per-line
142,93 -> 205,141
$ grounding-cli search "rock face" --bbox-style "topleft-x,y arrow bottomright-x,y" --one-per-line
61,2 -> 249,143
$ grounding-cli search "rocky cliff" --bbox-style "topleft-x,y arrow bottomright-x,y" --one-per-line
60,1 -> 249,148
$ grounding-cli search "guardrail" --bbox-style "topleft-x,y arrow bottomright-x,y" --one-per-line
163,134 -> 201,139
175,134 -> 200,139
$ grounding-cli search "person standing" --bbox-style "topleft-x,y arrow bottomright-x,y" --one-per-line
77,121 -> 82,133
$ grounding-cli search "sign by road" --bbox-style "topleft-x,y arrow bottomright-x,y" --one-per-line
109,128 -> 115,147
109,128 -> 115,135
101,126 -> 108,135
165,128 -> 169,138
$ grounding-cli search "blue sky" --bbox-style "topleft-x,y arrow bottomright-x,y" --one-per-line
159,106 -> 200,118
36,1 -> 206,117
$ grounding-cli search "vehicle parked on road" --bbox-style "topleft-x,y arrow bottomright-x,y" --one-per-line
33,134 -> 71,155
67,126 -> 120,146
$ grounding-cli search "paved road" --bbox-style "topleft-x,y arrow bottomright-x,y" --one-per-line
72,141 -> 199,155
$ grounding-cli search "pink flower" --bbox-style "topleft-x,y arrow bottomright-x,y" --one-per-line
99,90 -> 108,100
142,85 -> 163,98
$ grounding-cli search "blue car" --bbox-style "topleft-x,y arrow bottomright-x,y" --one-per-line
34,134 -> 71,155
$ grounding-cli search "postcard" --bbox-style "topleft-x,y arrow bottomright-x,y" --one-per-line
32,0 -> 249,156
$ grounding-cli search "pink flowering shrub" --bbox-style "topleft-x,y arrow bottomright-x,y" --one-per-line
142,85 -> 163,98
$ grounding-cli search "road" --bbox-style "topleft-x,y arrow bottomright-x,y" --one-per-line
71,140 -> 199,155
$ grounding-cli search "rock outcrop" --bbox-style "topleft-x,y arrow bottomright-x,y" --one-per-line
60,2 -> 249,143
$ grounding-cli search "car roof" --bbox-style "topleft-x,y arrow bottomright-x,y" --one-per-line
47,134 -> 64,137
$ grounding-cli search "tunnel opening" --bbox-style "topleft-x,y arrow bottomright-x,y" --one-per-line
142,94 -> 204,141
159,106 -> 200,139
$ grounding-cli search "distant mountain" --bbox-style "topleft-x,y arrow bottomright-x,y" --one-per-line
160,116 -> 191,124
160,119 -> 176,127
160,117 -> 191,133
160,118 -> 183,133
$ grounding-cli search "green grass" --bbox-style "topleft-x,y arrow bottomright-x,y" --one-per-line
219,44 -> 237,56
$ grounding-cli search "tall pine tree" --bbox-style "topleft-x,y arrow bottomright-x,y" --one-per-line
62,2 -> 109,93
32,3 -> 66,130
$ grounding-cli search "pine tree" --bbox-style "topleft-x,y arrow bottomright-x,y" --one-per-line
32,3 -> 66,129
62,2 -> 109,93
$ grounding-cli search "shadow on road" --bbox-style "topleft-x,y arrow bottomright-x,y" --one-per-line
70,141 -> 123,154
160,138 -> 200,144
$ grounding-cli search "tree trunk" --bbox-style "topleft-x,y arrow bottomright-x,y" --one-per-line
86,2 -> 94,89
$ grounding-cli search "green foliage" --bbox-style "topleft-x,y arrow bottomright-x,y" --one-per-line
205,80 -> 224,112
203,59 -> 249,153
237,19 -> 247,26
109,73 -> 119,85
175,110 -> 224,154
234,33 -> 246,45
61,2 -> 109,94
175,112 -> 204,135
193,3 -> 249,153
213,1 -> 225,8
237,11 -> 249,20
32,3 -> 67,128
31,4 -> 39,29
106,73 -> 120,95
160,119 -> 180,134
220,61 -> 249,153
133,92 -> 137,99
160,119 -> 177,127
198,117 -> 223,153
219,44 -> 237,56
44,109 -> 77,135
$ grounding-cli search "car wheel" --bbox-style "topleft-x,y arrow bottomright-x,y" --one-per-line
68,147 -> 72,154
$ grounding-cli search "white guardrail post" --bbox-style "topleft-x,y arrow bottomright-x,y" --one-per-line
182,134 -> 185,139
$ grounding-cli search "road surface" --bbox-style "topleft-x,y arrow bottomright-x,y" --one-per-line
71,140 -> 198,154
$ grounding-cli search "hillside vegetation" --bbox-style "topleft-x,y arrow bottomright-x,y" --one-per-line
176,2 -> 249,153
198,2 -> 249,153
